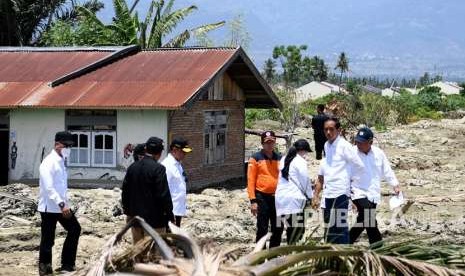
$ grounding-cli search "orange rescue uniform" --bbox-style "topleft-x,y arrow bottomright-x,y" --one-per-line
247,150 -> 281,201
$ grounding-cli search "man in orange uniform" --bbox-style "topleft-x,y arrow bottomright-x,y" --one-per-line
247,130 -> 283,248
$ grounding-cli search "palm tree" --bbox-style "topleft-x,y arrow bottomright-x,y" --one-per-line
0,0 -> 67,46
335,51 -> 349,88
66,0 -> 225,48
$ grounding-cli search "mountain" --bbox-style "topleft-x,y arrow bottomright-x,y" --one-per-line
97,0 -> 465,79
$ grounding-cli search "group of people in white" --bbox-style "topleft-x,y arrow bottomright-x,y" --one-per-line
248,116 -> 401,247
36,113 -> 401,275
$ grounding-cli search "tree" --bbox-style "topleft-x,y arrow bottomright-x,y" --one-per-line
419,72 -> 431,86
224,13 -> 251,50
460,83 -> 465,97
0,0 -> 67,46
335,52 -> 349,88
262,58 -> 276,83
42,0 -> 225,48
417,86 -> 443,110
272,45 -> 309,88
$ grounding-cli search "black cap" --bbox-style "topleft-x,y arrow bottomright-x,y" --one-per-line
55,131 -> 74,146
145,137 -> 164,154
293,139 -> 313,152
355,127 -> 374,143
170,137 -> 192,153
261,130 -> 276,143
133,143 -> 145,156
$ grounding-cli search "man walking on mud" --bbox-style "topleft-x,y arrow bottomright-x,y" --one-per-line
349,127 -> 401,246
38,131 -> 81,275
247,130 -> 283,248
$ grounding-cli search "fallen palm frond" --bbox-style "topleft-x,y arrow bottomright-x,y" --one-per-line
75,217 -> 465,276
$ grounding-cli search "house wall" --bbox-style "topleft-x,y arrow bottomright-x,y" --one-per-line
9,109 -> 64,180
168,74 -> 245,190
8,109 -> 168,182
66,110 -> 168,181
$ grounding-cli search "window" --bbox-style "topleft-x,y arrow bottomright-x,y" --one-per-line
92,132 -> 116,167
69,132 -> 90,166
204,110 -> 227,164
68,131 -> 116,167
66,110 -> 117,168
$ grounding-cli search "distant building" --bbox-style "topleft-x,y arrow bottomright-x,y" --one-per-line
382,88 -> 398,97
360,84 -> 382,95
295,81 -> 342,103
430,81 -> 462,95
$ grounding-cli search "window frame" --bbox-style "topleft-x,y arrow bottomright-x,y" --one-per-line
68,131 -> 91,167
91,131 -> 117,168
203,110 -> 228,165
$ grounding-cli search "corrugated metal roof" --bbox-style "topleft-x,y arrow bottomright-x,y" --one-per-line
0,47 -> 280,109
0,51 -> 111,107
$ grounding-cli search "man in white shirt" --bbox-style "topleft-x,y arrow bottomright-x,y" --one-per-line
38,131 -> 81,275
349,127 -> 401,246
313,117 -> 365,244
162,137 -> 192,227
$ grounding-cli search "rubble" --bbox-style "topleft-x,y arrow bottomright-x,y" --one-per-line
1,118 -> 465,274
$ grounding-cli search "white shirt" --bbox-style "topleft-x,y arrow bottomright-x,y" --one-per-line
161,153 -> 187,216
38,150 -> 68,213
275,155 -> 313,216
318,135 -> 365,199
351,145 -> 399,204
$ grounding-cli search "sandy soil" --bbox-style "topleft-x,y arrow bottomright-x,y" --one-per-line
1,118 -> 464,275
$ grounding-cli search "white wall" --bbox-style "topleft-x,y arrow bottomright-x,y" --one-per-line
8,109 -> 169,182
9,109 -> 64,180
67,110 -> 168,181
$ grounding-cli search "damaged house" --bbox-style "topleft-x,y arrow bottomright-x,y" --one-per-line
0,46 -> 281,189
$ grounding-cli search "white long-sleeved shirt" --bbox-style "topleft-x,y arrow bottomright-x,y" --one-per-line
318,135 -> 365,199
351,145 -> 399,204
161,153 -> 187,216
275,155 -> 313,216
38,150 -> 68,213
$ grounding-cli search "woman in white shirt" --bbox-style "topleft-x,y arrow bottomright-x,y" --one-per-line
275,139 -> 313,245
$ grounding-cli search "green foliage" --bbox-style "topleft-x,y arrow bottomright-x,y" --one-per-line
417,86 -> 443,110
392,89 -> 420,124
270,45 -> 328,87
300,94 -> 337,116
335,51 -> 349,85
245,108 -> 279,128
262,58 -> 277,83
460,83 -> 465,96
41,0 -> 225,48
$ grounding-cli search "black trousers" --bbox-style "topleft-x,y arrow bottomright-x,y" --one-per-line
314,134 -> 326,160
323,195 -> 349,244
349,198 -> 382,245
282,212 -> 305,245
39,212 -> 81,267
175,216 -> 182,227
255,191 -> 283,248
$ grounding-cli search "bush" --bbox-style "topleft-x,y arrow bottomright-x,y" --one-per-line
417,86 -> 443,110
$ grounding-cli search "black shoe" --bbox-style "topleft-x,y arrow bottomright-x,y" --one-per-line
55,264 -> 76,273
39,263 -> 53,276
